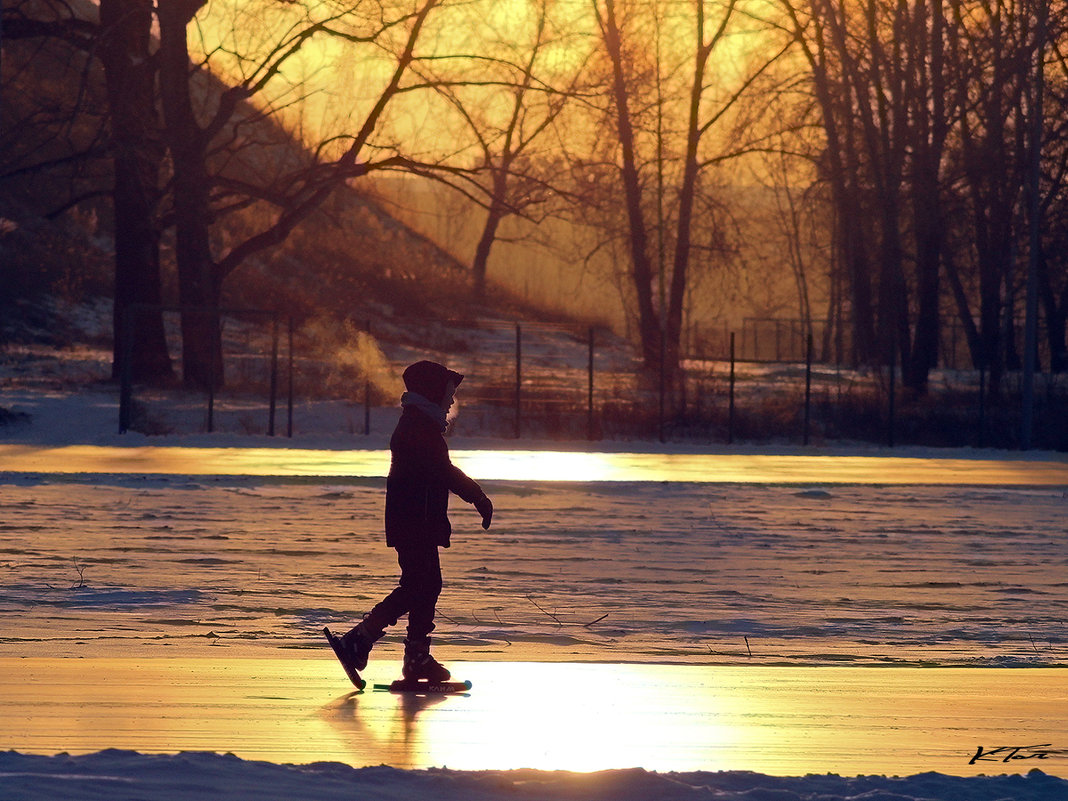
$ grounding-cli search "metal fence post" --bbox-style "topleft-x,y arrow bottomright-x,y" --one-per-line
364,319 -> 372,436
728,332 -> 736,444
114,305 -> 288,436
658,328 -> 666,443
515,322 -> 522,439
804,333 -> 813,445
887,353 -> 896,448
587,326 -> 595,441
287,317 -> 294,438
978,364 -> 987,448
207,309 -> 217,434
118,304 -> 135,434
268,313 -> 279,436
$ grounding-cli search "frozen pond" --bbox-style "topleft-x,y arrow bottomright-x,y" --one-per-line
3,443 -> 1068,484
2,442 -> 1067,793
2,658 -> 1066,777
1,472 -> 1064,667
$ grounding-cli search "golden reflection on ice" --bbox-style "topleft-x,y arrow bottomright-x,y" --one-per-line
453,450 -> 621,482
5,659 -> 1067,777
327,662 -> 1068,775
411,662 -> 743,772
2,444 -> 1068,485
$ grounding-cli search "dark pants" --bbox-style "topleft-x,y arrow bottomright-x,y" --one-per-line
365,545 -> 442,640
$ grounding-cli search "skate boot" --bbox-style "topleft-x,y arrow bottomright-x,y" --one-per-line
341,618 -> 384,671
402,636 -> 451,682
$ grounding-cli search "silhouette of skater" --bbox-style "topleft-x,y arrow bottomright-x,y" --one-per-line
340,360 -> 492,681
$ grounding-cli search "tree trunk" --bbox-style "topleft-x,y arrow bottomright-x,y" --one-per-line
666,23 -> 711,377
874,196 -> 907,367
471,207 -> 502,300
902,0 -> 947,393
1046,304 -> 1067,374
100,0 -> 172,384
471,168 -> 509,299
907,170 -> 942,391
972,176 -> 1012,388
1039,253 -> 1067,372
943,249 -> 982,366
157,0 -> 222,390
597,0 -> 660,370
807,43 -> 876,365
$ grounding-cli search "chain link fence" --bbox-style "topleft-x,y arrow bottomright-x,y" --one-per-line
118,310 -> 1068,450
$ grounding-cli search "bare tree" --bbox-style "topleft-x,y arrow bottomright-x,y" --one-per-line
590,0 -> 792,373
425,0 -> 587,299
779,0 -> 1065,393
1038,16 -> 1068,371
3,0 -> 172,383
944,0 -> 1030,387
155,0 -> 457,388
6,0 -> 491,390
100,0 -> 172,383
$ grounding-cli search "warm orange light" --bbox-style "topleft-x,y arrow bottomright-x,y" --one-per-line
411,662 -> 746,771
4,659 -> 1066,776
452,450 -> 621,482
3,444 -> 1068,485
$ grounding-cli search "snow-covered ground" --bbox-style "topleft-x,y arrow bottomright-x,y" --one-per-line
2,749 -> 1065,801
3,346 -> 1068,799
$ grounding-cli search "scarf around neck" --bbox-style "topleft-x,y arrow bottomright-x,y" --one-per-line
400,391 -> 448,431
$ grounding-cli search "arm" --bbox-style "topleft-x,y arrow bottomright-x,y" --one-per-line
394,415 -> 493,529
447,464 -> 493,529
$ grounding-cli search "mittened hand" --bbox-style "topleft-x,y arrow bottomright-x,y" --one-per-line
474,494 -> 493,530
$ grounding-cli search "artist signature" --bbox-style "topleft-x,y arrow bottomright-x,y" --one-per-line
970,744 -> 1068,764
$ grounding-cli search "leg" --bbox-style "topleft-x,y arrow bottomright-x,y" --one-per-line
340,545 -> 428,668
354,545 -> 441,637
393,547 -> 449,681
397,545 -> 442,641
344,545 -> 442,673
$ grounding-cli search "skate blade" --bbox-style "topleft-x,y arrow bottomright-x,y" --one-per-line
323,626 -> 366,690
374,678 -> 472,694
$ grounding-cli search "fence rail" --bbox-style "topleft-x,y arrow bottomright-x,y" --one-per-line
689,316 -> 1063,372
119,305 -> 292,437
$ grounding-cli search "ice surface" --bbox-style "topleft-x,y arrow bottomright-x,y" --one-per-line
3,357 -> 1068,799
0,476 -> 1064,666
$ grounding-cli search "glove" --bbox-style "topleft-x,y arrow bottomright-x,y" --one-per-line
474,494 -> 493,530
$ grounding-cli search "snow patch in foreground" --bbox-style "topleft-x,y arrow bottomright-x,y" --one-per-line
0,751 -> 1065,801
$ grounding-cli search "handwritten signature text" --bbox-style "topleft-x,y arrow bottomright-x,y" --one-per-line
970,744 -> 1068,765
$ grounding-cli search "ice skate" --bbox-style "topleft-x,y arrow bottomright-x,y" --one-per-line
402,636 -> 451,682
340,618 -> 383,671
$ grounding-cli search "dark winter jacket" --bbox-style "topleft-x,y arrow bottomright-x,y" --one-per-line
384,405 -> 483,548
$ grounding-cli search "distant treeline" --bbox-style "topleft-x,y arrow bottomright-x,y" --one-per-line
3,0 -> 1068,403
